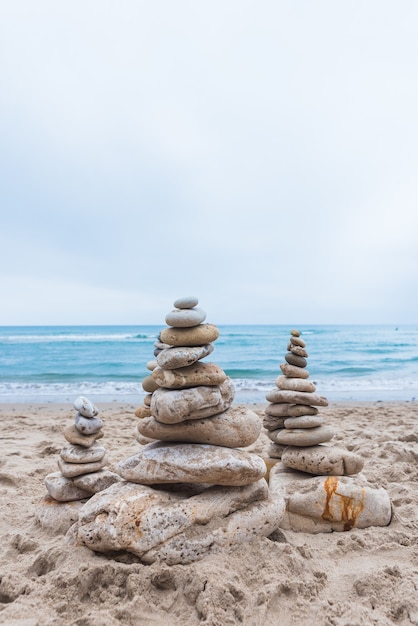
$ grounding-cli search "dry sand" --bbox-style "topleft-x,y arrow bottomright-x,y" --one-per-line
0,401 -> 417,626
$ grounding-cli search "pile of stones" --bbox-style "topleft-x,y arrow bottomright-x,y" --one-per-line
36,397 -> 121,533
267,330 -> 392,532
71,297 -> 284,564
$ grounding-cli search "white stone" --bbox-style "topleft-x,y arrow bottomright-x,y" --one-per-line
156,344 -> 214,370
116,442 -> 267,486
63,424 -> 104,447
72,469 -> 122,493
173,296 -> 199,309
74,413 -> 103,435
72,479 -> 284,564
151,378 -> 235,423
165,307 -> 206,328
73,396 -> 98,418
269,464 -> 392,532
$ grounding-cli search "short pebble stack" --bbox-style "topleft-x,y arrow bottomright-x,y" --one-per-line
265,329 -> 364,476
71,298 -> 285,564
267,330 -> 392,533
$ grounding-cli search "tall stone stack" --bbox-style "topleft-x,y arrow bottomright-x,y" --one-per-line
267,330 -> 392,533
71,297 -> 284,564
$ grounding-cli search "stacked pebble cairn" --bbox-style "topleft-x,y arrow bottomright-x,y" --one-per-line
44,396 -> 119,502
265,329 -> 364,475
266,330 -> 393,533
72,297 -> 284,564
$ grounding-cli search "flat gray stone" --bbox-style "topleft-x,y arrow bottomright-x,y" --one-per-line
156,344 -> 214,370
284,415 -> 324,429
173,296 -> 199,309
58,456 -> 108,478
281,445 -> 364,475
152,362 -> 226,389
74,413 -> 103,435
275,376 -> 316,393
73,396 -> 98,418
137,404 -> 261,448
60,443 -> 106,464
72,479 -> 284,564
265,389 -> 328,407
165,307 -> 206,328
285,353 -> 307,368
116,442 -> 267,486
151,378 -> 235,423
160,324 -> 219,347
269,464 -> 392,532
269,426 -> 335,447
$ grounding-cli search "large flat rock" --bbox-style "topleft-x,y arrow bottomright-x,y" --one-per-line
269,463 -> 392,533
116,441 -> 267,486
71,479 -> 284,564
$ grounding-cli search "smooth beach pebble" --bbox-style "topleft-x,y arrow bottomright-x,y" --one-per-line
285,352 -> 307,368
284,415 -> 324,429
74,414 -> 103,435
60,443 -> 106,464
58,455 -> 108,478
165,307 -> 206,328
63,424 -> 104,448
151,361 -> 226,389
156,344 -> 214,370
275,375 -> 316,393
281,445 -> 364,475
280,363 -> 310,379
271,425 -> 335,447
173,296 -> 199,309
160,324 -> 220,347
73,396 -> 98,418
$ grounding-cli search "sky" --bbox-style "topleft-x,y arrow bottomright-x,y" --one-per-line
1,1 -> 418,325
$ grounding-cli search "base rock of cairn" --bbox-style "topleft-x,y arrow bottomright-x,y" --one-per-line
36,397 -> 121,534
265,330 -> 392,532
71,297 -> 284,564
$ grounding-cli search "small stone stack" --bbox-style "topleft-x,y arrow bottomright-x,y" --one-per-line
71,297 -> 284,564
267,331 -> 392,533
37,396 -> 121,534
265,329 -> 364,476
44,396 -> 119,503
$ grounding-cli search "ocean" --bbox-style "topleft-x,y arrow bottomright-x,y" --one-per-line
0,325 -> 417,404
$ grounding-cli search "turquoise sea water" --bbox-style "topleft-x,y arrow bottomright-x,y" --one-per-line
0,325 -> 417,403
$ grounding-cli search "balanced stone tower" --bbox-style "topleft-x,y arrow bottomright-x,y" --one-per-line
36,396 -> 121,533
71,297 -> 284,564
267,330 -> 392,532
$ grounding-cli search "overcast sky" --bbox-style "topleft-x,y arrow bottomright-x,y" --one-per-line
1,1 -> 417,325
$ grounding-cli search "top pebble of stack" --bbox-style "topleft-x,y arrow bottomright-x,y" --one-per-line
160,297 -> 219,346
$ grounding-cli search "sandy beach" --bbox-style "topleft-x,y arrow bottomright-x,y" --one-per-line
1,400 -> 417,626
